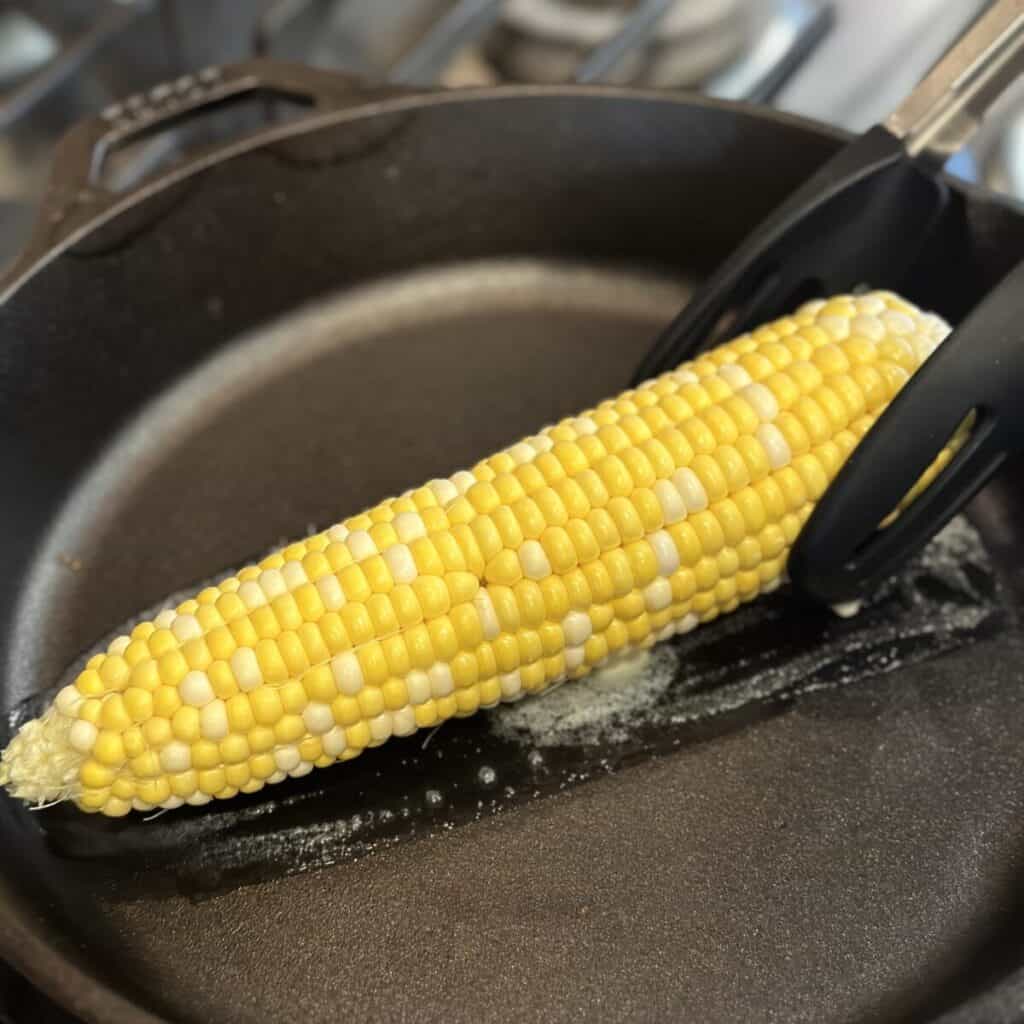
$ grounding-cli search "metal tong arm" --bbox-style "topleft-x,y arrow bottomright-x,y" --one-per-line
632,0 -> 1024,386
886,0 -> 1024,171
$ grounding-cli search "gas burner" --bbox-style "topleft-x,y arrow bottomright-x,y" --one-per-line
488,0 -> 768,87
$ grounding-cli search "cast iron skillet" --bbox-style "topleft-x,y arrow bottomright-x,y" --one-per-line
3,62 -> 1024,1024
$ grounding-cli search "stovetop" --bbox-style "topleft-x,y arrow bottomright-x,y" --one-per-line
0,0 -> 1001,1020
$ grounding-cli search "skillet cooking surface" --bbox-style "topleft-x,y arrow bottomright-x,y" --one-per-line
3,89 -> 1024,1023
11,262 -> 1024,1024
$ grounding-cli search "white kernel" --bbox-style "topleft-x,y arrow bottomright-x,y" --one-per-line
741,382 -> 779,422
909,333 -> 937,362
383,543 -> 417,583
571,416 -> 599,436
428,662 -> 454,698
451,470 -> 477,493
280,561 -> 309,589
850,313 -> 885,342
757,423 -> 792,469
108,635 -> 131,656
643,578 -> 672,612
392,707 -> 417,736
186,792 -> 212,806
267,771 -> 286,785
428,479 -> 458,505
153,609 -> 176,629
169,614 -> 201,643
180,670 -> 214,707
519,539 -> 551,580
315,574 -> 345,610
369,713 -> 392,744
394,511 -> 427,543
817,314 -> 850,340
474,591 -> 500,640
653,479 -> 686,524
55,685 -> 83,716
672,467 -> 708,512
883,310 -> 915,335
289,762 -> 314,778
649,530 -> 680,576
656,624 -> 676,642
529,434 -> 554,453
718,363 -> 752,389
302,702 -> 334,734
563,610 -> 592,646
160,741 -> 191,773
161,796 -> 185,810
237,581 -> 267,609
327,524 -> 350,543
258,568 -> 287,600
855,294 -> 886,315
499,670 -> 524,700
330,651 -> 363,694
406,670 -> 431,705
199,699 -> 228,740
640,634 -> 657,649
274,746 -> 300,772
565,647 -> 585,670
321,726 -> 347,757
677,613 -> 699,634
507,442 -> 536,464
132,798 -> 155,812
798,298 -> 826,315
69,719 -> 97,754
230,648 -> 263,692
671,369 -> 699,386
347,529 -> 376,561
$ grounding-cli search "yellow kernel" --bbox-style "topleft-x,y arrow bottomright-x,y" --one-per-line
671,568 -> 697,602
220,735 -> 249,764
137,777 -> 171,805
715,499 -> 747,547
602,549 -> 634,598
331,695 -> 362,727
607,496 -> 643,543
533,487 -> 569,528
446,571 -> 479,607
695,557 -> 720,591
405,624 -> 434,669
207,660 -> 237,699
339,565 -> 371,605
614,592 -> 645,621
517,630 -> 543,666
279,680 -> 308,714
172,706 -> 201,742
318,613 -> 349,654
540,576 -> 570,621
690,510 -> 725,556
152,685 -> 182,719
451,603 -> 483,649
681,417 -> 717,455
626,613 -> 652,643
274,715 -> 305,743
494,634 -> 520,672
540,526 -> 578,574
521,662 -> 547,693
80,760 -> 116,789
513,580 -> 546,628
356,642 -> 389,687
97,695 -> 131,732
93,731 -> 125,766
250,687 -> 283,726
249,753 -> 276,780
294,583 -> 325,622
434,531 -> 468,572
361,554 -> 393,594
346,720 -> 371,750
512,497 -> 546,539
128,660 -> 160,692
250,606 -> 281,639
194,741 -> 223,770
357,686 -> 385,719
228,618 -> 259,649
199,769 -> 227,796
157,649 -> 188,687
367,592 -> 398,637
451,652 -> 479,688
382,634 -> 411,678
206,626 -> 236,662
142,717 -> 172,748
340,603 -> 374,647
303,665 -> 337,702
625,540 -> 657,587
247,726 -> 275,753
476,643 -> 497,680
413,702 -> 439,729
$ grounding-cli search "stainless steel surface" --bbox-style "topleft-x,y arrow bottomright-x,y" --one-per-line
886,0 -> 1024,168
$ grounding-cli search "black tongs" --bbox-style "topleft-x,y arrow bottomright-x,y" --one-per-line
634,0 -> 1024,606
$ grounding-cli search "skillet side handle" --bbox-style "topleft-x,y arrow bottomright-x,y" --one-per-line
8,60 -> 408,284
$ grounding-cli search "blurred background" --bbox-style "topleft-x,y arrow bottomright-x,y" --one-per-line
0,0 -> 1018,274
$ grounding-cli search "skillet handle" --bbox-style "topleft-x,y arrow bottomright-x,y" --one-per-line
11,60 -> 404,278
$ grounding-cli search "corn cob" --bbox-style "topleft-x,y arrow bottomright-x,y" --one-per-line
0,292 -> 952,816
